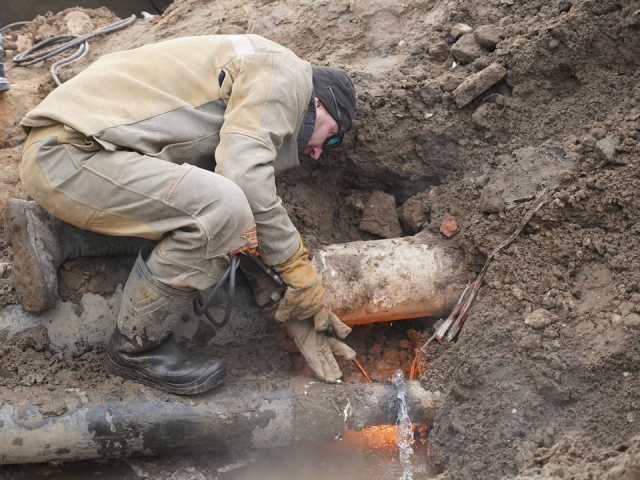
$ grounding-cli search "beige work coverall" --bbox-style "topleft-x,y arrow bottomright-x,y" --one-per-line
19,34 -> 312,291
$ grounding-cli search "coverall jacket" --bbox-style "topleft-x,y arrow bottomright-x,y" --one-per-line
19,34 -> 313,290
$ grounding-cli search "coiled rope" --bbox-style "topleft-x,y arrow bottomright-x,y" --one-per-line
12,15 -> 136,86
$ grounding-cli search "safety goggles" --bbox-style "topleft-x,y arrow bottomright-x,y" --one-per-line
322,86 -> 344,149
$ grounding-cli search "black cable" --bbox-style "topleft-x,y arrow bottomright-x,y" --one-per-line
193,255 -> 238,330
12,15 -> 136,84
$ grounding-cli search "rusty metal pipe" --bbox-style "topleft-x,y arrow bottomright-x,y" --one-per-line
0,377 -> 439,465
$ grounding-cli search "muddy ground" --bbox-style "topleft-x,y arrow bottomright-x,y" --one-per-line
1,0 -> 640,478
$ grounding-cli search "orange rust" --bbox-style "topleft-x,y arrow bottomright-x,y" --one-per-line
409,356 -> 418,381
336,297 -> 452,327
352,359 -> 372,383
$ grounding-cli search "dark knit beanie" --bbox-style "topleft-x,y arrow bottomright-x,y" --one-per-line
312,66 -> 356,133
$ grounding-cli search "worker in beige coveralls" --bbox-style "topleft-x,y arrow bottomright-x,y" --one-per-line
5,34 -> 357,394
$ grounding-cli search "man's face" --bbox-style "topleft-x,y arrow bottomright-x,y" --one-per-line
300,98 -> 339,160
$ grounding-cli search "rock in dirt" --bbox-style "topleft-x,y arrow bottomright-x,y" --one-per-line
525,308 -> 553,330
64,11 -> 95,36
451,23 -> 473,39
473,25 -> 503,50
623,313 -> 640,329
440,70 -> 467,92
15,35 -> 33,53
428,42 -> 450,61
0,263 -> 11,278
558,1 -> 573,13
596,136 -> 621,164
359,191 -> 402,238
453,63 -> 507,107
440,216 -> 458,237
450,33 -> 485,63
398,192 -> 430,233
479,185 -> 506,213
419,80 -> 443,106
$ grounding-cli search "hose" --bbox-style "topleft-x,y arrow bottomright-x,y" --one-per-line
0,22 -> 31,33
12,15 -> 136,84
193,254 -> 239,330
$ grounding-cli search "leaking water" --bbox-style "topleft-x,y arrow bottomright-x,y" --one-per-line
393,369 -> 415,480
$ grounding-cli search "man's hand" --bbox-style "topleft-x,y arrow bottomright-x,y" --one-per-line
272,241 -> 325,322
286,318 -> 356,383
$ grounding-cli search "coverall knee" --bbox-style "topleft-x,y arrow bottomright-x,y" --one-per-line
19,124 -> 256,292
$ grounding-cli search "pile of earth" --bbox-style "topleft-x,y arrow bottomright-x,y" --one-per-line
0,0 -> 639,478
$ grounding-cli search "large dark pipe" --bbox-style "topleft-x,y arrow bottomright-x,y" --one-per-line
0,377 -> 438,465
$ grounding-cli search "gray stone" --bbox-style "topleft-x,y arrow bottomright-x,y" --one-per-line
453,63 -> 507,107
16,35 -> 33,53
398,192 -> 430,233
451,23 -> 473,39
623,313 -> 640,329
440,70 -> 467,92
419,80 -> 443,106
480,185 -> 506,213
525,309 -> 553,330
474,25 -> 503,50
472,55 -> 492,72
590,127 -> 607,140
428,42 -> 450,61
0,262 -> 11,278
450,34 -> 485,63
596,137 -> 621,163
64,11 -> 94,36
471,103 -> 493,129
558,1 -> 573,13
359,191 -> 403,238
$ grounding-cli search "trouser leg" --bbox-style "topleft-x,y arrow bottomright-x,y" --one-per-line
19,126 -> 256,292
18,125 -> 254,394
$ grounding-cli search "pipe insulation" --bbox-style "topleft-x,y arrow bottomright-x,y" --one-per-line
315,232 -> 468,325
0,377 -> 439,465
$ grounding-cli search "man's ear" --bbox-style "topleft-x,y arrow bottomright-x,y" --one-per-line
315,97 -> 323,109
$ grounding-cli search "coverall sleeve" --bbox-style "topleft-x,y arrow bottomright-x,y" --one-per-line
214,53 -> 310,265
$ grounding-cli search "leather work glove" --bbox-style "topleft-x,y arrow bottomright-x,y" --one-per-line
272,241 -> 351,336
272,240 -> 325,322
286,318 -> 357,383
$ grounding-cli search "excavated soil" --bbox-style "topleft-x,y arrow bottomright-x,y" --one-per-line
1,0 -> 640,478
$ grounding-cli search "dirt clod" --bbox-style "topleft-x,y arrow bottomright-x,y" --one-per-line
359,191 -> 402,239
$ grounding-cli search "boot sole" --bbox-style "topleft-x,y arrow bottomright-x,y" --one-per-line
103,351 -> 228,395
5,199 -> 58,312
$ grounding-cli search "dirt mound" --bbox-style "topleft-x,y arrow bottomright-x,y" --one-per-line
507,435 -> 640,479
0,0 -> 639,478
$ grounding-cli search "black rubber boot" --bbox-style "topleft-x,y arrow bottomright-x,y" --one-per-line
5,199 -> 153,312
105,330 -> 227,395
104,247 -> 227,395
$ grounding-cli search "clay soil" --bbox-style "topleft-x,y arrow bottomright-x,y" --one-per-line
1,0 -> 640,478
